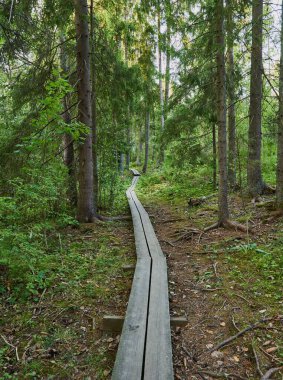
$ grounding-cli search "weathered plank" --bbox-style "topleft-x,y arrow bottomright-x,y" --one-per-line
144,256 -> 173,380
130,185 -> 174,379
112,174 -> 151,380
103,315 -> 187,332
112,170 -> 173,379
111,257 -> 151,380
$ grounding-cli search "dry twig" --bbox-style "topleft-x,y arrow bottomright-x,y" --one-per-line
1,334 -> 20,361
260,367 -> 283,380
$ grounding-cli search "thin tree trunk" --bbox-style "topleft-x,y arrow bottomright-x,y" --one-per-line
247,0 -> 264,197
60,39 -> 77,207
90,0 -> 98,214
164,0 -> 171,116
158,1 -> 165,163
212,123 -> 217,190
164,24 -> 171,116
227,0 -> 237,189
276,0 -> 283,210
143,110 -> 150,173
119,153 -> 124,173
136,124 -> 143,166
126,116 -> 131,169
216,0 -> 229,224
74,0 -> 94,222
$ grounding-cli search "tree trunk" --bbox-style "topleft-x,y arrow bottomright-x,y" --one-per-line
74,0 -> 94,222
212,123 -> 217,190
90,0 -> 98,214
164,24 -> 171,116
164,0 -> 171,116
142,110 -> 150,173
227,0 -> 237,189
247,0 -> 264,197
136,124 -> 143,166
60,40 -> 77,207
158,1 -> 165,163
276,0 -> 283,210
216,0 -> 229,224
126,117 -> 131,170
118,153 -> 124,173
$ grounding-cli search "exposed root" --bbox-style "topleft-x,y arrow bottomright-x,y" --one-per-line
204,219 -> 251,233
262,184 -> 276,195
95,214 -> 132,222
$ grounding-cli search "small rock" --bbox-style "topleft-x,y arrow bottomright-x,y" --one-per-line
233,355 -> 240,362
206,343 -> 214,349
259,309 -> 267,314
220,322 -> 226,327
211,351 -> 224,359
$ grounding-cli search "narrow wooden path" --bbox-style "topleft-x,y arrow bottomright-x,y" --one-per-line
112,170 -> 174,380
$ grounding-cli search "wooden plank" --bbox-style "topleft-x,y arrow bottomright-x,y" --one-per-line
112,175 -> 151,380
129,189 -> 174,379
111,257 -> 151,380
103,315 -> 187,332
144,256 -> 174,380
112,172 -> 173,379
103,315 -> 124,332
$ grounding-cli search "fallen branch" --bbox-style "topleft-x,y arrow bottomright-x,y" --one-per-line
208,317 -> 282,353
252,343 -> 263,377
1,334 -> 20,361
197,371 -> 246,380
260,367 -> 283,380
160,239 -> 175,247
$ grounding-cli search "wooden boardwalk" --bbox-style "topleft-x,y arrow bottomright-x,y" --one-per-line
112,169 -> 173,380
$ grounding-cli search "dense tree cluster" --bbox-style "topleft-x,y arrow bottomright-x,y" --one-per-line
0,0 -> 283,223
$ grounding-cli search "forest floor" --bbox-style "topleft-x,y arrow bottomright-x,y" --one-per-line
1,177 -> 283,379
142,190 -> 283,380
0,219 -> 135,379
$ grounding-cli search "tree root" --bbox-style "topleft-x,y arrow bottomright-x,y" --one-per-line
95,214 -> 132,222
204,219 -> 251,233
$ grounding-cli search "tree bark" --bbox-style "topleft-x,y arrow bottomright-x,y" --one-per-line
227,0 -> 237,189
277,0 -> 283,210
142,110 -> 150,173
216,0 -> 229,224
212,123 -> 217,191
164,0 -> 171,116
60,40 -> 77,207
74,0 -> 94,222
90,0 -> 98,214
136,124 -> 143,166
158,1 -> 165,163
247,0 -> 264,197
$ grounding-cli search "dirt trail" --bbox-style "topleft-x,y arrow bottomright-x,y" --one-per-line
147,203 -> 283,380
